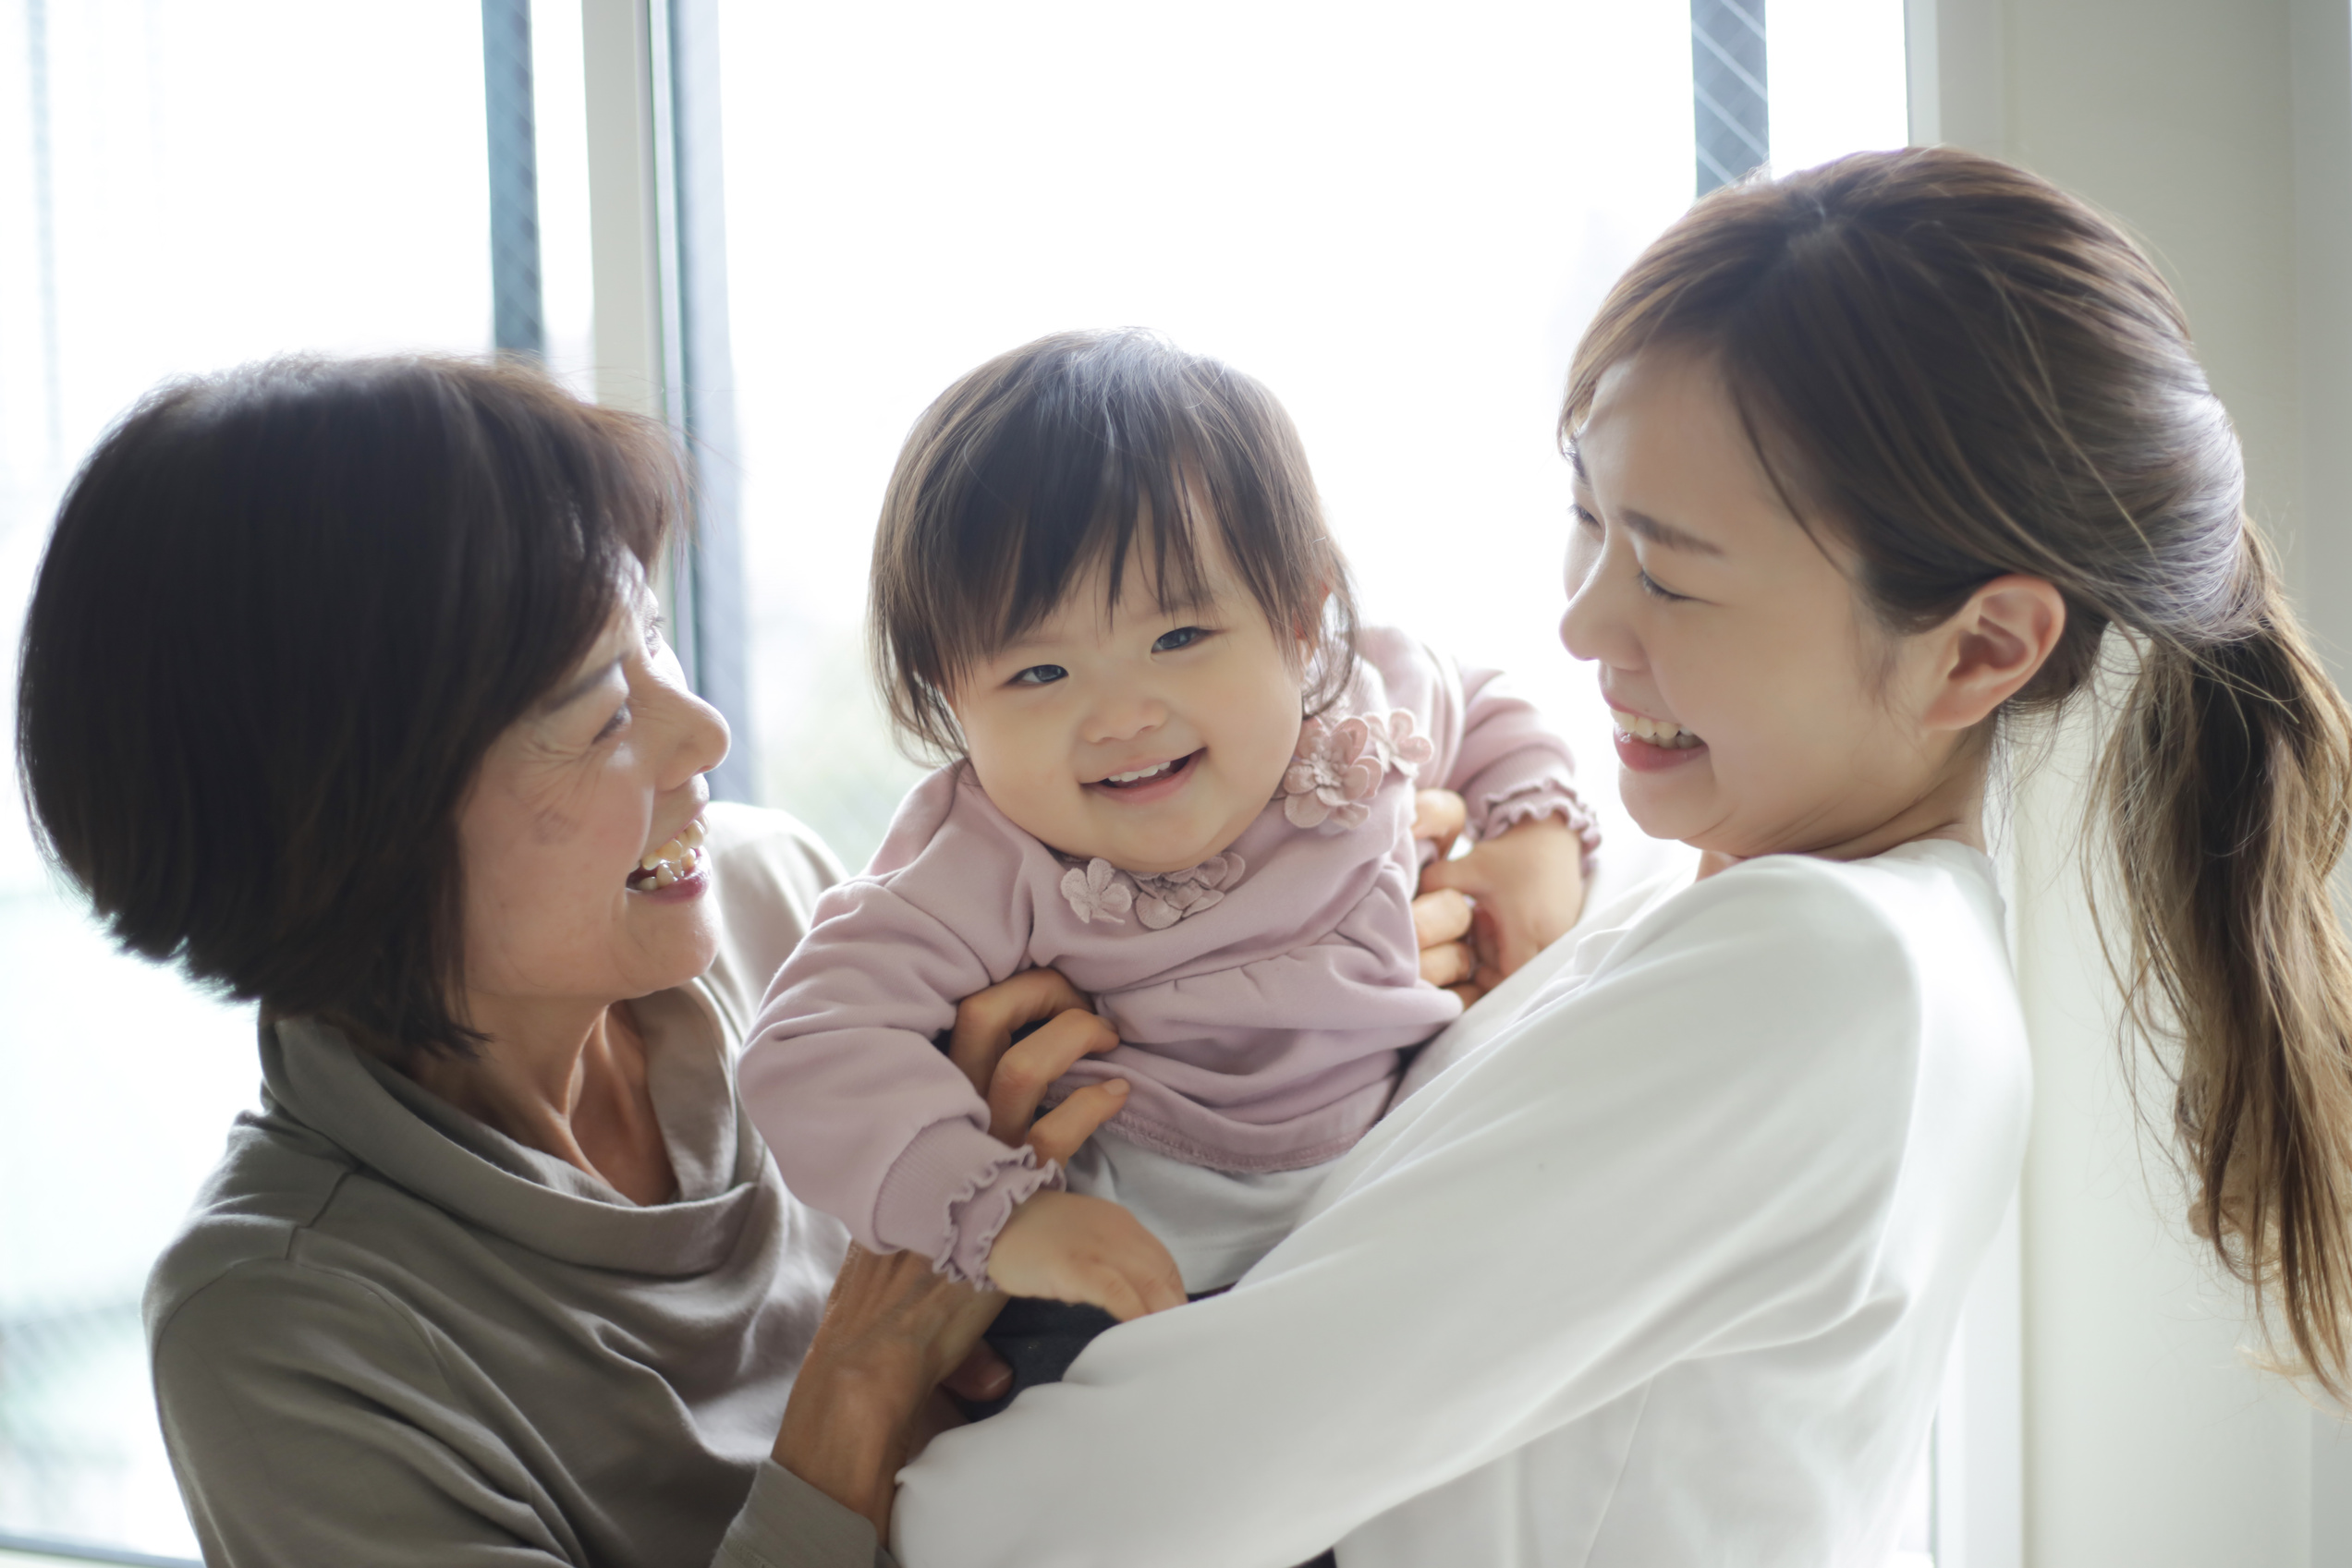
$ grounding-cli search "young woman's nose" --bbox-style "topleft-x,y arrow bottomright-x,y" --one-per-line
1558,530 -> 1638,668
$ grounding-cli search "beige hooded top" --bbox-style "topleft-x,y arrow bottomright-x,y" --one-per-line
144,805 -> 896,1568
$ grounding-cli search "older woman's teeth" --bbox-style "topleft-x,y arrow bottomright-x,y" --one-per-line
629,818 -> 708,889
1610,708 -> 1703,748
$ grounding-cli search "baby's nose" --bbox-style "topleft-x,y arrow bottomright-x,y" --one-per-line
1083,690 -> 1170,744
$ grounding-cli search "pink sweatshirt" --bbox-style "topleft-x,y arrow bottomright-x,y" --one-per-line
739,627 -> 1595,1283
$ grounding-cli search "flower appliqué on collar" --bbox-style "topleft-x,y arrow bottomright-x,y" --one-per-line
1279,710 -> 1436,832
1132,854 -> 1246,930
1059,858 -> 1135,925
1059,853 -> 1249,930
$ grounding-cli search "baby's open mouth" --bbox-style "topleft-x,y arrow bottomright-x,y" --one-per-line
1610,708 -> 1705,750
628,816 -> 708,890
1091,750 -> 1199,789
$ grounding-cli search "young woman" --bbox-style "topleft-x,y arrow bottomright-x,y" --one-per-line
793,146 -> 2352,1566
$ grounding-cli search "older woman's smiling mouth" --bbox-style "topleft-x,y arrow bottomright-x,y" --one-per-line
628,815 -> 708,890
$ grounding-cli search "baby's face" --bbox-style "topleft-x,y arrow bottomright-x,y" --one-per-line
952,530 -> 1307,877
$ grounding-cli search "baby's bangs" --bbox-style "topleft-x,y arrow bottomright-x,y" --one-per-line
988,450 -> 1221,654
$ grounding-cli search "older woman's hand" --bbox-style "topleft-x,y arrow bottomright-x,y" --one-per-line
774,1243 -> 1004,1537
771,968 -> 1149,1536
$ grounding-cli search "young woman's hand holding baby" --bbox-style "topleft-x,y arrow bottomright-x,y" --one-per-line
1411,788 -> 1589,1004
939,966 -> 1188,1321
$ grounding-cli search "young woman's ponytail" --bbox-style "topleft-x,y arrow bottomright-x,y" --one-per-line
1564,146 -> 2352,1390
2104,540 -> 2352,1389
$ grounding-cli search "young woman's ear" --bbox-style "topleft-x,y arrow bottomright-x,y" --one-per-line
1919,574 -> 2067,732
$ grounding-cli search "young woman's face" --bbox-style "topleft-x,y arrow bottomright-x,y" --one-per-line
456,574 -> 732,1019
1562,344 -> 1963,860
952,528 -> 1307,877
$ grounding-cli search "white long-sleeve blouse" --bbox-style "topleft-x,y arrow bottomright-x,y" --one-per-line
891,838 -> 2031,1568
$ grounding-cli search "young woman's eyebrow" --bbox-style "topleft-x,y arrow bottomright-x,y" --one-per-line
1568,444 -> 1726,557
1619,509 -> 1726,556
539,656 -> 624,712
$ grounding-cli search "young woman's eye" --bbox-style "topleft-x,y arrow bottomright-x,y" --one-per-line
1571,503 -> 1603,534
1010,664 -> 1067,687
1636,569 -> 1692,603
1152,626 -> 1211,653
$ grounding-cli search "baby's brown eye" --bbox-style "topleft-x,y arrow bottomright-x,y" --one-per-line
1153,626 -> 1209,653
1010,664 -> 1067,687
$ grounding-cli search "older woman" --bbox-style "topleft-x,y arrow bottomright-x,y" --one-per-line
13,359 -> 1107,1566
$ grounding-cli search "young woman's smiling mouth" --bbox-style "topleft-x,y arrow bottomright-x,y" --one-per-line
1608,707 -> 1710,772
1087,749 -> 1200,799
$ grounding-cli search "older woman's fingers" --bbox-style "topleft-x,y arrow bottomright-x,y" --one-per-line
1025,1079 -> 1131,1167
981,1010 -> 1122,1145
1413,788 -> 1468,862
1446,979 -> 1489,1007
1420,939 -> 1477,989
1412,886 -> 1473,951
946,967 -> 1094,1097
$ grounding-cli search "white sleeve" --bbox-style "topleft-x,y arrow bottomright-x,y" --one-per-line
891,857 -> 1922,1568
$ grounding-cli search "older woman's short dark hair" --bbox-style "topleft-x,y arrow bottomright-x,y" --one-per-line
15,356 -> 678,1063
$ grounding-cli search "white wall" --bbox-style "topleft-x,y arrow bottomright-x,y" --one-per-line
1913,0 -> 2352,1562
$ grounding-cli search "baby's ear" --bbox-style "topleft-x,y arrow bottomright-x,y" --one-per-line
1293,583 -> 1333,648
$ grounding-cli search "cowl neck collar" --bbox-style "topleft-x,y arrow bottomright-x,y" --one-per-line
260,981 -> 769,1278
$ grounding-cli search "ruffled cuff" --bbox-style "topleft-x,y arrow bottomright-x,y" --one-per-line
1473,779 -> 1603,867
872,1118 -> 1065,1287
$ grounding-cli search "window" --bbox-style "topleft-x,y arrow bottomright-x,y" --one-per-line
0,2 -> 578,1554
713,0 -> 1702,870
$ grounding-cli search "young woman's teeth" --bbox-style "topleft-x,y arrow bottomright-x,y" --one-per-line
1611,708 -> 1704,748
628,817 -> 708,889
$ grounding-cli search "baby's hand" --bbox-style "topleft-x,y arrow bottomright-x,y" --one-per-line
986,1190 -> 1187,1321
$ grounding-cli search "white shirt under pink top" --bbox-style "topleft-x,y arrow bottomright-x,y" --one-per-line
738,626 -> 1595,1285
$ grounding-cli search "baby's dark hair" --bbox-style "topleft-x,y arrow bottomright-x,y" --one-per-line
870,328 -> 1359,757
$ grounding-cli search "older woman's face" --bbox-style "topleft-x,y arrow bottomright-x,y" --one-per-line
456,577 -> 730,1017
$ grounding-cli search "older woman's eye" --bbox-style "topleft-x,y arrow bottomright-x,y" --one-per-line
596,702 -> 632,740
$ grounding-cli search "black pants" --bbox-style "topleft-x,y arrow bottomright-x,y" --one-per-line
956,1296 -> 1338,1566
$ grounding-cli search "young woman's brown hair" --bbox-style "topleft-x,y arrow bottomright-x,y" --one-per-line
16,355 -> 679,1065
868,328 -> 1359,758
1563,145 -> 2352,1392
